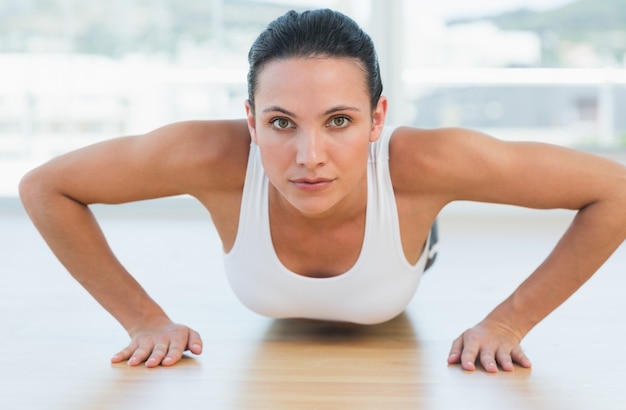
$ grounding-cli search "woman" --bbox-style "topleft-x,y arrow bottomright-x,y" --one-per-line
19,9 -> 626,373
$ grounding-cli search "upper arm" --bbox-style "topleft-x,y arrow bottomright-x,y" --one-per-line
19,119 -> 251,206
390,127 -> 626,211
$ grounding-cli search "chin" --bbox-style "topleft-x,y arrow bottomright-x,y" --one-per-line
288,197 -> 338,217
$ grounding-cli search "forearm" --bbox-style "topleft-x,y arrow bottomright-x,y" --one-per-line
20,181 -> 169,333
486,200 -> 626,338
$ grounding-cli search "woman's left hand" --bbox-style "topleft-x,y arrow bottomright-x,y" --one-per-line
447,319 -> 532,373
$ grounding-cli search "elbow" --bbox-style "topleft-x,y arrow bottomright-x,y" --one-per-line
19,168 -> 39,212
18,167 -> 51,216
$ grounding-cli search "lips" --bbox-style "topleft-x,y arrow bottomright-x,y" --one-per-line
291,177 -> 335,191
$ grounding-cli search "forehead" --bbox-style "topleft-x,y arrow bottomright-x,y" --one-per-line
254,57 -> 370,108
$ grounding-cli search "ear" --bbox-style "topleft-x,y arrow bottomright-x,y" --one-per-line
245,100 -> 258,144
369,95 -> 388,142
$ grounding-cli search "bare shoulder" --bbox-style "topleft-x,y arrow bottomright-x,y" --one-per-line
389,125 -> 626,209
142,119 -> 251,192
21,119 -> 252,205
388,126 -> 497,196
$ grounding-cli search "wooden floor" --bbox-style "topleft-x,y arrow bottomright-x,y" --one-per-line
2,198 -> 626,409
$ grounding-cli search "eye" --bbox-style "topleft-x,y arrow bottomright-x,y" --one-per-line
328,116 -> 350,128
271,117 -> 294,130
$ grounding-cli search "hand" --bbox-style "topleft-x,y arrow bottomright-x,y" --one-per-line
111,321 -> 203,368
447,319 -> 531,373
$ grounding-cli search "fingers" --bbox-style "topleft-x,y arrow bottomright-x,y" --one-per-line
495,348 -> 514,372
160,338 -> 189,367
460,344 -> 478,372
479,349 -> 499,373
187,329 -> 203,355
128,343 -> 156,367
447,336 -> 463,365
111,326 -> 203,368
111,344 -> 135,364
511,346 -> 532,369
448,331 -> 531,373
146,342 -> 170,368
125,340 -> 184,368
160,328 -> 203,366
449,333 -> 479,371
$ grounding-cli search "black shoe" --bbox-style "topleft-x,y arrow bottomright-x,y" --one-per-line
424,219 -> 439,272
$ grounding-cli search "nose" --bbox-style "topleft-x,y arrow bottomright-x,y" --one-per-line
295,129 -> 327,169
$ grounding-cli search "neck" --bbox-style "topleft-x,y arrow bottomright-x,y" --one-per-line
269,175 -> 368,228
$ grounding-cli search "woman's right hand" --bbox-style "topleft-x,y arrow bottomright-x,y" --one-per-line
19,120 -> 245,368
111,321 -> 203,367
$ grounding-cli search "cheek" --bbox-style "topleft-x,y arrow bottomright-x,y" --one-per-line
258,141 -> 292,175
334,137 -> 370,163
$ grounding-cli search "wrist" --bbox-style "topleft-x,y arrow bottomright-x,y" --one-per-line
115,293 -> 172,334
484,296 -> 538,340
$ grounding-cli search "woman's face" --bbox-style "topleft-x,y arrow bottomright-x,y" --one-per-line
246,57 -> 387,218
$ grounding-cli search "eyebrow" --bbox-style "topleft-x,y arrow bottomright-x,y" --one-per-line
261,105 -> 361,118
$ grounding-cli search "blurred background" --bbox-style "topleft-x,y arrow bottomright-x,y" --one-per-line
1,0 -> 625,196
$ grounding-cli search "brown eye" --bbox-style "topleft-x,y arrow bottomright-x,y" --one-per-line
329,116 -> 350,128
271,118 -> 293,129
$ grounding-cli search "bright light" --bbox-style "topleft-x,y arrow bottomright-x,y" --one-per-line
403,68 -> 626,85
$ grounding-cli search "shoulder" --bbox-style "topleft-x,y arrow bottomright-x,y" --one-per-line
130,119 -> 252,194
389,125 -> 501,160
388,126 -> 504,195
144,119 -> 250,161
86,119 -> 255,200
388,125 -> 626,210
22,119 -> 252,206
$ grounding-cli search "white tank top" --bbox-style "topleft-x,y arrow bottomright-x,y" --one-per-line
222,126 -> 428,324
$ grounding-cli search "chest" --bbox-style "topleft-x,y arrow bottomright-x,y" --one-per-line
267,193 -> 439,279
269,211 -> 366,278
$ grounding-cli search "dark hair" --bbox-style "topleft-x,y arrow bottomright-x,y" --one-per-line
247,9 -> 383,112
